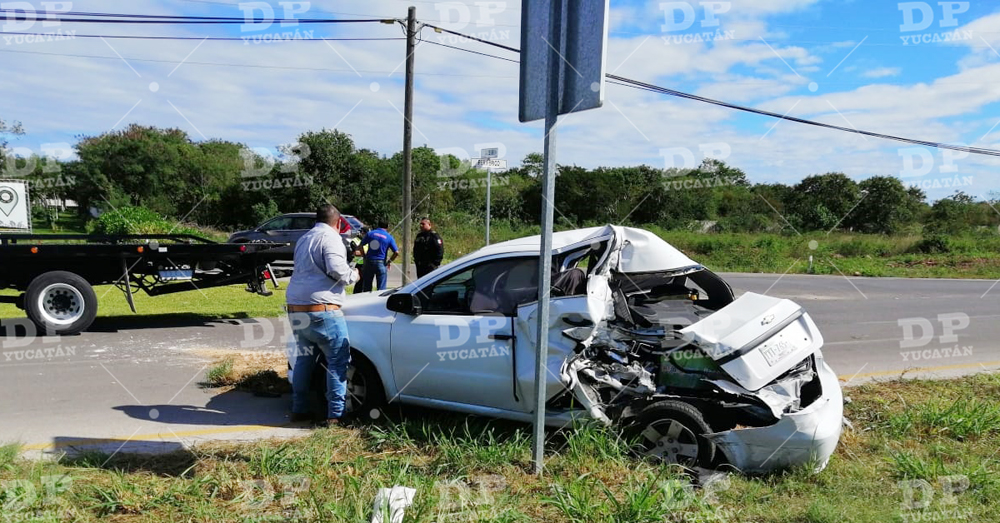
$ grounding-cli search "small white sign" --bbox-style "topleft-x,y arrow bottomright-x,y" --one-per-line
481,147 -> 499,159
473,158 -> 508,169
0,180 -> 30,231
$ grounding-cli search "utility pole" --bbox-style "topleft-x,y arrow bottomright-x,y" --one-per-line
401,5 -> 416,285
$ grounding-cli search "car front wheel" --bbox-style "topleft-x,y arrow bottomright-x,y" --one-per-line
310,352 -> 385,421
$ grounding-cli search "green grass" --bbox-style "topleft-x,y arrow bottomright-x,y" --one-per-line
0,284 -> 287,325
205,358 -> 236,387
882,398 -> 1000,440
654,229 -> 1000,279
3,375 -> 1000,521
29,210 -> 87,234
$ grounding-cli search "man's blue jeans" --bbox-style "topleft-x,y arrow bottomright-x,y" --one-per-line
290,310 -> 350,419
361,259 -> 388,291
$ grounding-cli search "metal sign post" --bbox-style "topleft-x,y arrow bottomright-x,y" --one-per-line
486,169 -> 491,245
482,148 -> 498,246
519,0 -> 609,475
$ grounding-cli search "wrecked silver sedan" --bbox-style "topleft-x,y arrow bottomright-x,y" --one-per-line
290,225 -> 843,473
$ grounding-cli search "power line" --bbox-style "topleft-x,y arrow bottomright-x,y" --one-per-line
174,0 -> 523,27
7,10 -> 997,157
0,11 -> 388,24
420,25 -> 1000,158
0,46 -> 515,77
422,23 -> 518,53
0,31 -> 403,42
423,40 -> 518,63
2,10 -> 247,20
173,0 -> 396,20
605,75 -> 1000,157
10,10 -> 992,43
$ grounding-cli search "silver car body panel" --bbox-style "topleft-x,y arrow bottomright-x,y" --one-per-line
288,225 -> 844,473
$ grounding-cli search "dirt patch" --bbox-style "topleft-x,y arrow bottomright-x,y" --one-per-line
888,257 -> 991,270
192,348 -> 291,396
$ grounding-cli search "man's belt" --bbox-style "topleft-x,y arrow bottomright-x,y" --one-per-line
287,303 -> 341,312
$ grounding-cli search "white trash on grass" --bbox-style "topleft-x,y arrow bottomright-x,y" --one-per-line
370,486 -> 416,523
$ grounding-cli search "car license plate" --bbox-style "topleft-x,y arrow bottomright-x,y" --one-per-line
759,334 -> 805,367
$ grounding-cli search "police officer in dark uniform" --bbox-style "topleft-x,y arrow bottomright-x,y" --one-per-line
413,217 -> 444,278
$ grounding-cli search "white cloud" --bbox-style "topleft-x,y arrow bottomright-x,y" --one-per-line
1,0 -> 997,205
861,67 -> 902,78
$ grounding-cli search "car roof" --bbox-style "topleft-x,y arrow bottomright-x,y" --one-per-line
283,212 -> 360,222
400,225 -> 700,293
470,226 -> 610,257
451,225 -> 698,272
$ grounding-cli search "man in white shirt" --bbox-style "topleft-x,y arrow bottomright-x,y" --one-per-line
285,204 -> 359,426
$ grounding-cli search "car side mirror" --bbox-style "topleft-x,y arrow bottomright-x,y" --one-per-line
387,293 -> 422,315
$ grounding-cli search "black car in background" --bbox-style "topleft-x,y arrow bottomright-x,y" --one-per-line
227,212 -> 364,258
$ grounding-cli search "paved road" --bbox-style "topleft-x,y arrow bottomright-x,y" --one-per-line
722,274 -> 999,381
1,273 -> 997,457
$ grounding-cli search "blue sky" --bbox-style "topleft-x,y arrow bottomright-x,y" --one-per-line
1,0 -> 999,202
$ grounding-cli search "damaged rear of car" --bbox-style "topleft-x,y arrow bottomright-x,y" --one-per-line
517,226 -> 843,473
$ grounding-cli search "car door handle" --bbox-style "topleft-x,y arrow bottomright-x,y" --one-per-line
488,333 -> 513,340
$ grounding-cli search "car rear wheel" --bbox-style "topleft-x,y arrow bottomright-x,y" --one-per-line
627,400 -> 715,468
25,270 -> 97,336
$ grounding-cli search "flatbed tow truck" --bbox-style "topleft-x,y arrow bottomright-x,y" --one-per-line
0,233 -> 286,335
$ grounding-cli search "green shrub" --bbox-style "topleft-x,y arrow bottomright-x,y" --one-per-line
910,235 -> 951,254
836,237 -> 893,257
87,206 -> 202,237
716,213 -> 772,233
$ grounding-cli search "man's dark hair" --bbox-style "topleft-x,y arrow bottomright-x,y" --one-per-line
316,204 -> 340,224
378,220 -> 390,229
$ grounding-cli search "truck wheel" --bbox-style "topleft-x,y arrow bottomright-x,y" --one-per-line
626,400 -> 715,468
25,271 -> 98,335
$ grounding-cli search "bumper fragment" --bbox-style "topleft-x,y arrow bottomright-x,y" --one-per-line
706,358 -> 844,473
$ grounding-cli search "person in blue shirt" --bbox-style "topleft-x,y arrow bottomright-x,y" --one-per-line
359,220 -> 399,291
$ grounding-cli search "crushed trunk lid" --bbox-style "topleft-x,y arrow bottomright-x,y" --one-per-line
679,292 -> 824,391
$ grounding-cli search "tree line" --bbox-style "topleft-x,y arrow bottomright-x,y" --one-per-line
2,124 -> 994,236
